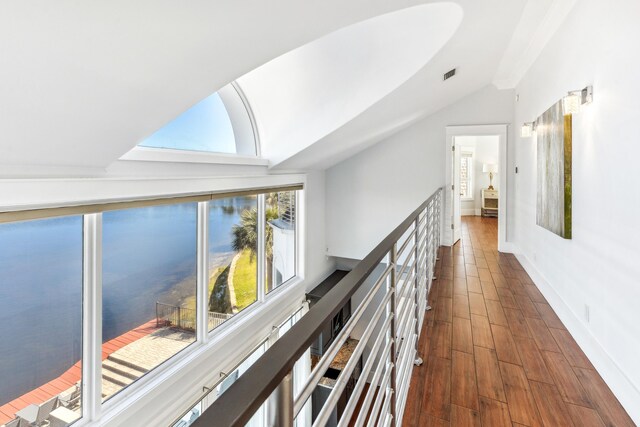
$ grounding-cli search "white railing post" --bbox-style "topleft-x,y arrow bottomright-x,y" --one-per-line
413,218 -> 423,366
269,371 -> 293,427
388,244 -> 398,427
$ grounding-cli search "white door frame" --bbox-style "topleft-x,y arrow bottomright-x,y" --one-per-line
444,125 -> 509,252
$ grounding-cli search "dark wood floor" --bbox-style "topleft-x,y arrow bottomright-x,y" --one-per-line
402,216 -> 635,427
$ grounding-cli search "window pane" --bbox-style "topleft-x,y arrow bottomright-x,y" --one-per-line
0,217 -> 83,426
139,92 -> 237,154
102,203 -> 197,401
208,196 -> 258,331
460,155 -> 472,199
266,191 -> 296,293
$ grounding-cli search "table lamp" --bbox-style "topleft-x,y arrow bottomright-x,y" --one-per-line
483,163 -> 497,190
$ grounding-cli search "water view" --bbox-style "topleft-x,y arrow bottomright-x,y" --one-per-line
0,196 -> 256,406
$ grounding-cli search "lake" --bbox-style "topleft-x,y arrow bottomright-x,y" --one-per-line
0,196 -> 256,405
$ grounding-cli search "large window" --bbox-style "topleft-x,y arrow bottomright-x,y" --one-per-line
460,152 -> 473,200
102,203 -> 198,401
208,196 -> 258,331
0,185 -> 301,425
0,217 -> 83,426
265,191 -> 297,293
137,84 -> 257,156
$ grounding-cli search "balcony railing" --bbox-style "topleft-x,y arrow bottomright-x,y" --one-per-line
191,187 -> 443,427
156,302 -> 233,332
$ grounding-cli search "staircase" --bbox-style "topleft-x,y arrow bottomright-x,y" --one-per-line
102,355 -> 148,399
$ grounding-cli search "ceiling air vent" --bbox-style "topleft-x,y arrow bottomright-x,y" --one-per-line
443,68 -> 456,81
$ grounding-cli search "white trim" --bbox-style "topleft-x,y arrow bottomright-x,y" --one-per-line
119,146 -> 269,166
257,194 -> 266,302
445,125 -> 509,251
460,208 -> 477,216
83,213 -> 102,423
513,248 -> 640,424
295,190 -> 303,282
197,202 -> 210,343
230,81 -> 262,157
0,174 -> 305,211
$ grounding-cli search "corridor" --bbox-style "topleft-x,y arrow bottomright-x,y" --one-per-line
403,217 -> 634,427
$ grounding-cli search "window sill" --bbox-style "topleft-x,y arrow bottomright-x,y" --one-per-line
120,146 -> 270,166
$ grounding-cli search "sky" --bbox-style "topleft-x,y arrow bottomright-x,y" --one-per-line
139,92 -> 237,153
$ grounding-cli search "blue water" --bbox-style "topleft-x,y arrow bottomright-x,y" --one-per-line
0,197 -> 256,405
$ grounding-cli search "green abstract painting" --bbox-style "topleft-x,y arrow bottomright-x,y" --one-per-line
536,101 -> 572,239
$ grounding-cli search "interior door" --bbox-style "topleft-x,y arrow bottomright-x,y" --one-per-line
452,140 -> 461,244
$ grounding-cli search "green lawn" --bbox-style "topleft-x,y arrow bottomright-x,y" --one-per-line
232,249 -> 258,310
209,265 -> 231,314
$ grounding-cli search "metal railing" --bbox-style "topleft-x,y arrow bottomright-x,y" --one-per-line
276,191 -> 295,226
191,187 -> 443,427
156,302 -> 233,332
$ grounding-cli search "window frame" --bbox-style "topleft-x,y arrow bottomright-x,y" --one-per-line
459,151 -> 474,201
0,184 -> 304,427
120,82 -> 265,165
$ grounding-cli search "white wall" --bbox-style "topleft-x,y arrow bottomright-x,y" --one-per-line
512,0 -> 640,422
326,85 -> 514,259
458,135 -> 500,215
301,170 -> 337,291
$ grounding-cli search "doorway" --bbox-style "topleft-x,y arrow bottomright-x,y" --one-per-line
444,125 -> 508,251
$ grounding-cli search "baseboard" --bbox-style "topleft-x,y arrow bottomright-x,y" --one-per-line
513,247 -> 640,424
461,208 -> 482,216
498,241 -> 518,253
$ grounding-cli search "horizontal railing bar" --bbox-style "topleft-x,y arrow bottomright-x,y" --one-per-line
395,294 -> 416,345
380,389 -> 393,427
0,184 -> 303,224
396,285 -> 415,323
416,225 -> 427,245
396,228 -> 417,258
396,252 -> 415,282
192,187 -> 442,427
369,364 -> 393,427
352,356 -> 392,427
292,264 -> 392,416
336,316 -> 393,427
311,291 -> 393,427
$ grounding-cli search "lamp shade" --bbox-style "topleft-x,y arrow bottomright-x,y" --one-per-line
482,163 -> 497,173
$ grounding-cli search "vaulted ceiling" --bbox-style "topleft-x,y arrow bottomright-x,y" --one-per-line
0,0 -> 573,175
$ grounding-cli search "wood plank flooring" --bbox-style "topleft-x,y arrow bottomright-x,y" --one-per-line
402,216 -> 635,427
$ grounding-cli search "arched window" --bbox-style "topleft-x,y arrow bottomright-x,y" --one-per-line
137,83 -> 258,156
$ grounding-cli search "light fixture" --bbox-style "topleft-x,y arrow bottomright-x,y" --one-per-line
483,163 -> 497,190
562,85 -> 593,115
521,122 -> 535,138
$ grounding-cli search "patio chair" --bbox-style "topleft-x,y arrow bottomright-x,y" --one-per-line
34,396 -> 59,426
58,384 -> 81,409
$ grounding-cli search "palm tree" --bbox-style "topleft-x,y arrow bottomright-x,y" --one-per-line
232,207 -> 279,292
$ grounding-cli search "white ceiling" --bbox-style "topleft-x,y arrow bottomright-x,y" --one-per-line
0,0 -> 569,175
237,3 -> 463,166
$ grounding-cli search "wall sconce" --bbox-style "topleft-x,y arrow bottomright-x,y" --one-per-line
521,122 -> 536,137
562,85 -> 593,115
